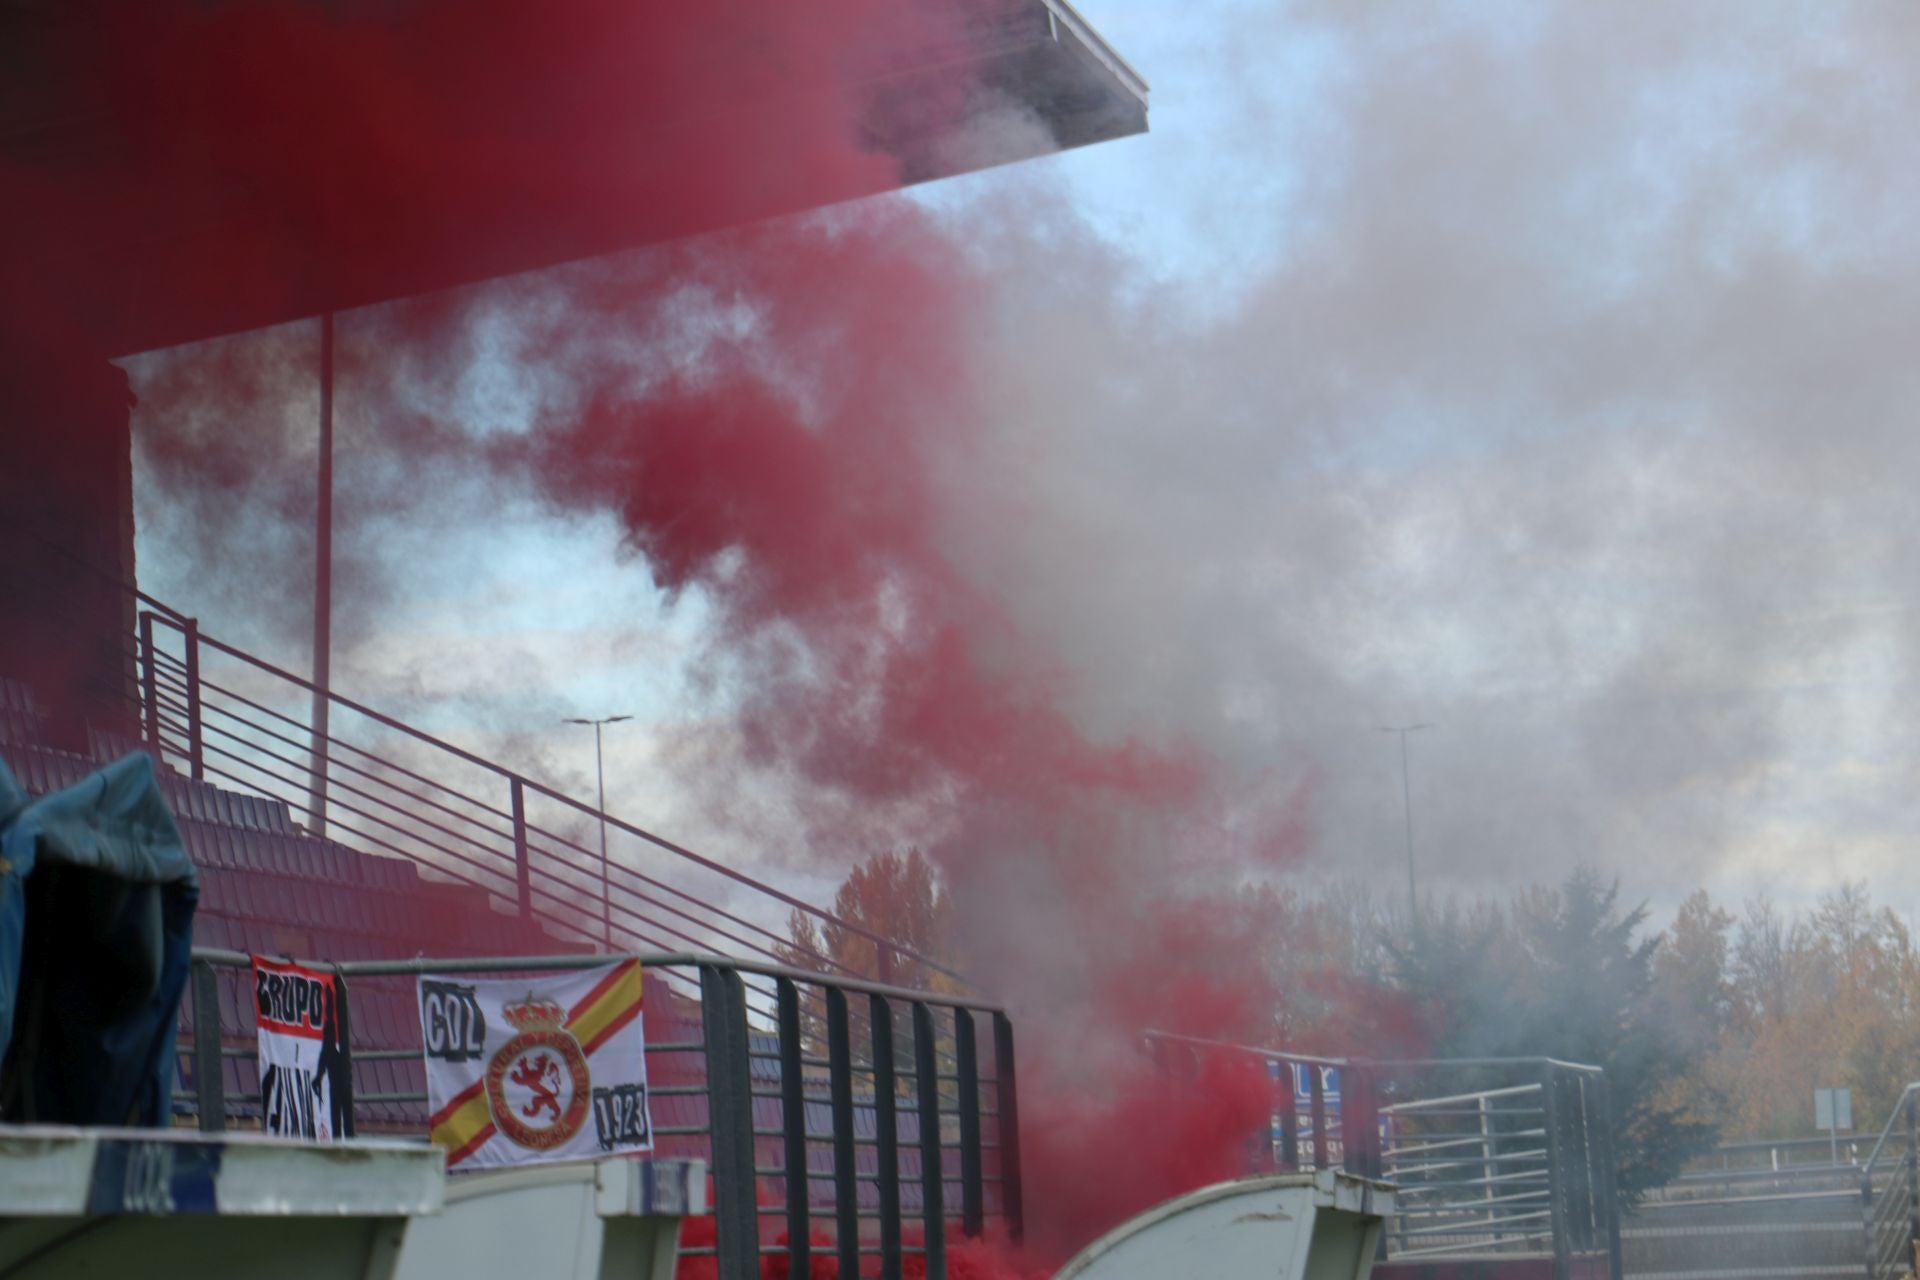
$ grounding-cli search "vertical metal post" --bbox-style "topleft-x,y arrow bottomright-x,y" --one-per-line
593,720 -> 611,948
1399,728 -> 1416,920
1310,1066 -> 1330,1170
827,988 -> 859,1280
1568,1075 -> 1597,1252
1541,1067 -> 1572,1280
1906,1090 -> 1919,1279
331,969 -> 356,1139
1861,1126 -> 1878,1280
913,1003 -> 946,1280
700,965 -> 758,1280
992,1012 -> 1025,1245
776,978 -> 811,1280
1588,1074 -> 1624,1280
190,958 -> 224,1133
1342,1062 -> 1379,1179
876,943 -> 895,987
871,995 -> 902,1280
954,1008 -> 985,1238
138,611 -> 158,748
1278,1060 -> 1300,1169
1480,1093 -> 1500,1242
182,617 -> 203,780
307,311 -> 334,839
509,777 -> 530,921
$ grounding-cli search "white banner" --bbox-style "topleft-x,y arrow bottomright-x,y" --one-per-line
419,959 -> 653,1170
252,956 -> 349,1140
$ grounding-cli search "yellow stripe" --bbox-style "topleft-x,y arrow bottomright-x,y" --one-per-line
430,1086 -> 493,1156
566,960 -> 643,1055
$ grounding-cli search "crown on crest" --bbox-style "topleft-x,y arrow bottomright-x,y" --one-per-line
503,993 -> 565,1032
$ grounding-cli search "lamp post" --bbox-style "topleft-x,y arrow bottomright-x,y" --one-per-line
565,714 -> 631,948
1376,723 -> 1431,928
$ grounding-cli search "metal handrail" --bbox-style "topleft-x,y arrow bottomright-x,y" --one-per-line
179,945 -> 1024,1280
192,945 -> 1006,1011
1859,1083 -> 1920,1280
139,608 -> 965,986
1384,1083 -> 1544,1112
1863,1084 -> 1920,1180
1141,1028 -> 1623,1280
203,716 -> 804,966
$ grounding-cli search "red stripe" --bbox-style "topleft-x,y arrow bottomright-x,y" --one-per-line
578,996 -> 643,1058
445,1120 -> 496,1168
428,1078 -> 484,1131
566,958 -> 639,1027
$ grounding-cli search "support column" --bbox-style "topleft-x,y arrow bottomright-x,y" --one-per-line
0,322 -> 139,753
306,313 -> 334,834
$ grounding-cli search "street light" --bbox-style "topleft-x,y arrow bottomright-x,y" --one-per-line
1376,722 -> 1432,927
565,714 -> 631,948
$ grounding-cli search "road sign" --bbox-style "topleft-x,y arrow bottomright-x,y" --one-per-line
1815,1088 -> 1853,1132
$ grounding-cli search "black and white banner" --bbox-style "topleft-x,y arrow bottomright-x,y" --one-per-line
252,956 -> 352,1140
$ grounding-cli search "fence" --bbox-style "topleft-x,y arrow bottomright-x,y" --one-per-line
180,945 -> 1022,1280
134,605 -> 959,986
1862,1084 -> 1920,1280
1,530 -> 961,989
1382,1081 -> 1559,1259
1146,1032 -> 1623,1280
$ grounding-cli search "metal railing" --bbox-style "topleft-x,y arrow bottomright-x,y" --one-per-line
1382,1081 -> 1556,1258
1,529 -> 960,996
1862,1083 -> 1920,1280
1144,1032 -> 1623,1280
178,945 -> 1022,1280
1642,1136 -> 1868,1211
135,606 -> 960,986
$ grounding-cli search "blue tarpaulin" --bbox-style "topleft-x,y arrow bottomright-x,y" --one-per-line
0,750 -> 197,1125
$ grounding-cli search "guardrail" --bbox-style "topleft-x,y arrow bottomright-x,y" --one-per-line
4,533 -> 955,993
1145,1033 -> 1623,1280
1861,1083 -> 1920,1280
136,606 -> 958,986
179,945 -> 1022,1280
1382,1081 -> 1555,1259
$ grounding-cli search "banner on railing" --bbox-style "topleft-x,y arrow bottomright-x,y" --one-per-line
252,955 -> 352,1140
419,959 -> 653,1170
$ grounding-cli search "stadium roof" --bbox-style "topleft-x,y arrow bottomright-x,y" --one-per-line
3,0 -> 1149,357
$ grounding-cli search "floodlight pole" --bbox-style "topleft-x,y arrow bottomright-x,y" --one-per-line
1377,723 -> 1432,927
307,312 -> 335,837
566,715 -> 631,948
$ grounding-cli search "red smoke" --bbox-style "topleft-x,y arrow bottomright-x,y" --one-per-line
1,1 -> 1398,1272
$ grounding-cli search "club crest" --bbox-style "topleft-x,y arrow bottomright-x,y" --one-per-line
484,993 -> 591,1150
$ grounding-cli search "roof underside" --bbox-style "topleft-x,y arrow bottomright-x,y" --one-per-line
2,1 -> 1148,357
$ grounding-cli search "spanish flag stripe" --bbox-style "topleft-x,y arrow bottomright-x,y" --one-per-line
444,1119 -> 496,1168
565,958 -> 643,1055
576,993 -> 643,1058
428,1078 -> 484,1131
567,958 -> 639,1026
430,1085 -> 495,1164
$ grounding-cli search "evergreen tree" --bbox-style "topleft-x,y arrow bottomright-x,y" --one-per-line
1387,871 -> 1717,1204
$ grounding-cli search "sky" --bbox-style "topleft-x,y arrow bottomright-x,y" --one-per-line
129,0 -> 1920,929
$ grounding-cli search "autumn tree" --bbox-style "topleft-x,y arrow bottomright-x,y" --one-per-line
778,846 -> 951,988
1710,882 -> 1920,1138
776,848 -> 959,1066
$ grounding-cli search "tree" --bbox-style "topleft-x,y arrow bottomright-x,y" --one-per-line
1513,871 -> 1716,1202
1385,871 -> 1717,1204
775,848 -> 958,1063
1655,889 -> 1735,1044
778,847 -> 950,989
1652,890 -> 1736,1130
